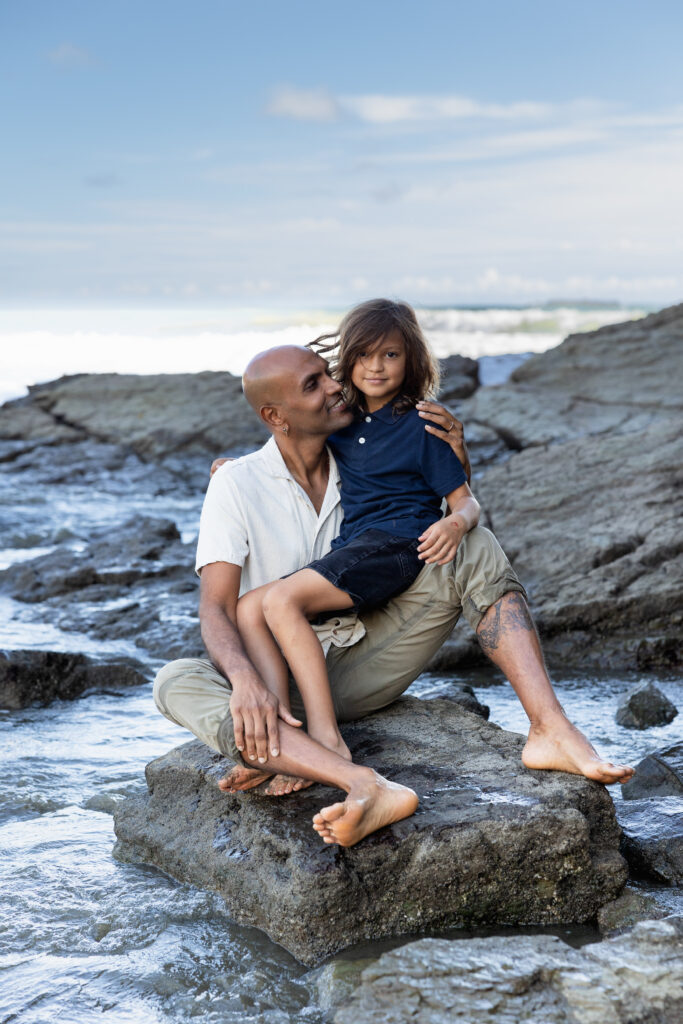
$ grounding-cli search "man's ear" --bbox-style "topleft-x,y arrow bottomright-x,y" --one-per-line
260,404 -> 284,432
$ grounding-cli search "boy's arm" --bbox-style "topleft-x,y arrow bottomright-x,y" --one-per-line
417,482 -> 480,565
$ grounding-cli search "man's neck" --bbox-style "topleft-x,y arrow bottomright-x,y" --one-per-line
274,434 -> 330,512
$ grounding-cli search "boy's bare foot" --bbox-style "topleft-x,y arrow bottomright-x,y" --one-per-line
218,764 -> 312,796
312,770 -> 418,847
522,712 -> 634,784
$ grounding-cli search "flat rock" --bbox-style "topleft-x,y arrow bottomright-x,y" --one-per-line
617,798 -> 683,885
0,649 -> 149,709
621,741 -> 683,800
333,917 -> 683,1024
113,696 -> 626,965
615,681 -> 678,729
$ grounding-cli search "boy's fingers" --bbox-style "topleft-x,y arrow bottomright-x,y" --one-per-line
279,706 -> 303,727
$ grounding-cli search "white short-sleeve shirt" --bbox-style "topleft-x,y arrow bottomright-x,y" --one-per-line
195,437 -> 344,597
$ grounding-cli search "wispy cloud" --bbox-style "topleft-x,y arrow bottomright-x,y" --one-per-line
267,87 -> 597,124
47,43 -> 95,68
267,86 -> 340,122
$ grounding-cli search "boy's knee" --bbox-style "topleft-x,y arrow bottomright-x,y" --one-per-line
236,590 -> 263,631
262,580 -> 295,621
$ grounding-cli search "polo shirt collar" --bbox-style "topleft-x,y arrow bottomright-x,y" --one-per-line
261,435 -> 341,487
366,399 -> 402,424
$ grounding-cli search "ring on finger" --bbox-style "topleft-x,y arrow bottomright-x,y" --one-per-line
447,420 -> 455,432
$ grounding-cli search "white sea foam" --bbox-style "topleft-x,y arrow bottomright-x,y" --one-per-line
0,304 -> 646,403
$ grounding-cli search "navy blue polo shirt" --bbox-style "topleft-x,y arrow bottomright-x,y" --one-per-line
328,401 -> 467,546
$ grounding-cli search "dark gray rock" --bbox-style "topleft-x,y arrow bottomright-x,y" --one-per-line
622,741 -> 683,800
0,371 -> 268,461
0,649 -> 149,709
438,353 -> 479,401
113,696 -> 626,965
617,798 -> 683,884
0,515 -> 202,662
597,885 -> 666,935
333,918 -> 683,1024
454,303 -> 683,670
615,681 -> 678,729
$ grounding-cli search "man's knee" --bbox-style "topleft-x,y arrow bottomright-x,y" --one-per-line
455,526 -> 526,631
153,658 -> 199,719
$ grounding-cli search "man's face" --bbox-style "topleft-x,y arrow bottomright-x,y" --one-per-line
278,350 -> 353,437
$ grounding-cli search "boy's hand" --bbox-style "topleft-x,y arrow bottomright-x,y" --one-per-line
210,457 -> 231,478
417,516 -> 466,565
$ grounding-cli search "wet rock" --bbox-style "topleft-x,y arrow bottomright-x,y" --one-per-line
0,516 -> 185,602
597,885 -> 666,935
308,958 -> 376,1015
333,917 -> 683,1024
617,798 -> 683,884
621,741 -> 683,799
415,679 -> 489,719
615,681 -> 678,729
0,649 -> 149,709
113,696 -> 626,965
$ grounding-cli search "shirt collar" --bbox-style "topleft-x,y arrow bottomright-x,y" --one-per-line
366,399 -> 403,424
261,435 -> 341,487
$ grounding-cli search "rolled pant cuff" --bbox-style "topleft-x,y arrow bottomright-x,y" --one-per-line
462,575 -> 528,632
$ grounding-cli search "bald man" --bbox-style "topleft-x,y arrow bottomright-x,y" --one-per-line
153,346 -> 633,849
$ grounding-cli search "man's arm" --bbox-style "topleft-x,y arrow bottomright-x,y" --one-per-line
417,483 -> 480,565
199,561 -> 301,763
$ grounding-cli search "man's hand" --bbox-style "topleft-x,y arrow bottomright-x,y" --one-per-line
417,516 -> 467,565
416,400 -> 471,483
230,674 -> 302,762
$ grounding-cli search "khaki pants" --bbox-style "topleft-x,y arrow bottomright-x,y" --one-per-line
153,526 -> 524,765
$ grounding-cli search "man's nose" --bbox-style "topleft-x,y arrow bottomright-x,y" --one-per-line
326,376 -> 342,395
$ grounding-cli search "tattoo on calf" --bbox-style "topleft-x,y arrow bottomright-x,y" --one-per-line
505,592 -> 535,632
477,600 -> 502,651
477,593 -> 534,652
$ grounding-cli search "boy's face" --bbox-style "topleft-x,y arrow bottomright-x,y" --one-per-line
350,329 -> 407,412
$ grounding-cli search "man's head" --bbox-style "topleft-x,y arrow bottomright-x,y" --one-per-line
242,346 -> 352,440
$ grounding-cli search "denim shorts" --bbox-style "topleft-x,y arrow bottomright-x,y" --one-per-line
306,528 -> 424,613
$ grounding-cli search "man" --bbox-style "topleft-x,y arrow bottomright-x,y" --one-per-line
154,346 -> 633,848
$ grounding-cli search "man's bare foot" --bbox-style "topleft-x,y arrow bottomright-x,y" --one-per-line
218,764 -> 313,796
262,774 -> 314,796
522,712 -> 634,784
312,770 -> 418,847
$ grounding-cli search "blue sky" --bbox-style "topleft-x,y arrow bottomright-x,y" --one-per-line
2,0 -> 683,307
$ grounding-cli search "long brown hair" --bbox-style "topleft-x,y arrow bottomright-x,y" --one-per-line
309,298 -> 440,414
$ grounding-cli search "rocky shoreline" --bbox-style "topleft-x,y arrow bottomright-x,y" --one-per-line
1,305 -> 681,1019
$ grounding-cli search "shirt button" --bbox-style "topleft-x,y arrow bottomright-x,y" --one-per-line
359,437 -> 366,444
365,416 -> 371,422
